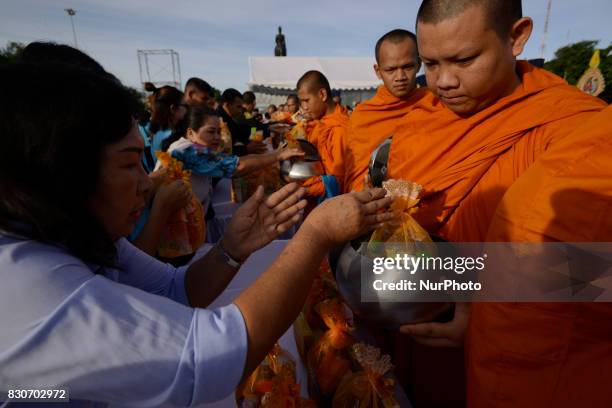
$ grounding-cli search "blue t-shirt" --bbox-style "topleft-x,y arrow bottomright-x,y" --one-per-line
138,123 -> 172,172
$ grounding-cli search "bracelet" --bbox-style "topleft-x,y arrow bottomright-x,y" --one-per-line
215,240 -> 243,268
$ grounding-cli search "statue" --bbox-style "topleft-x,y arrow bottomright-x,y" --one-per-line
274,26 -> 287,57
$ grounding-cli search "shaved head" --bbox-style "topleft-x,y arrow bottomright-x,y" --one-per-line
296,70 -> 334,120
375,29 -> 418,64
296,70 -> 332,95
417,0 -> 522,37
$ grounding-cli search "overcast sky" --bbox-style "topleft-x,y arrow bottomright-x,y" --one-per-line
2,0 -> 610,92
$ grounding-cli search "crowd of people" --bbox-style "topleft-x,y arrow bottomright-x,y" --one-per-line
1,0 -> 611,407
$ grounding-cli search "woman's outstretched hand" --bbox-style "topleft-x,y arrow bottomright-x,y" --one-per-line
222,183 -> 307,261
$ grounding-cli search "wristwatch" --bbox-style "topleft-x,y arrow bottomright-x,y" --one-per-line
215,239 -> 243,268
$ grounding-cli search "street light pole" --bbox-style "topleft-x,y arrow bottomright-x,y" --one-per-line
64,8 -> 78,48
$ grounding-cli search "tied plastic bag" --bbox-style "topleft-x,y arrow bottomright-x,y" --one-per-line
231,164 -> 282,203
155,152 -> 205,258
260,371 -> 316,408
219,119 -> 233,154
332,343 -> 399,408
307,299 -> 355,398
368,179 -> 433,258
237,344 -> 308,408
295,259 -> 341,361
286,121 -> 307,148
302,259 -> 340,330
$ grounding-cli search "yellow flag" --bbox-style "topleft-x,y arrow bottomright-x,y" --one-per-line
589,50 -> 601,69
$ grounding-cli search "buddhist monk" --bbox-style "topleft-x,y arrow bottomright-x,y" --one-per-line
383,0 -> 607,406
468,106 -> 612,408
297,70 -> 349,198
344,29 -> 428,192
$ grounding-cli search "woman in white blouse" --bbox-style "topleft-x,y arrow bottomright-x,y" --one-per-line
0,57 -> 394,405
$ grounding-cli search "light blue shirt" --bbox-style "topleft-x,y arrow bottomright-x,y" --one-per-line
138,123 -> 172,172
0,233 -> 248,407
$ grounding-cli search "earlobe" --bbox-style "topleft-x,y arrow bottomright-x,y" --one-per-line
511,17 -> 533,57
320,88 -> 328,102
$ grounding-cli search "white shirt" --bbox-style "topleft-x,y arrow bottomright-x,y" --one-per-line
0,233 -> 247,407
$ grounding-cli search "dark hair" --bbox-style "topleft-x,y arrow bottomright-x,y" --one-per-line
161,106 -> 220,151
20,41 -> 112,78
0,62 -> 138,268
286,94 -> 298,104
374,29 -> 418,64
144,82 -> 184,134
185,77 -> 213,94
242,91 -> 256,104
296,70 -> 332,95
417,0 -> 523,37
221,88 -> 243,104
187,106 -> 221,131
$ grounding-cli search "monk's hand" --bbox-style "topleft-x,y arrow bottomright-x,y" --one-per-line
302,188 -> 395,248
277,147 -> 304,161
222,183 -> 307,261
399,302 -> 470,348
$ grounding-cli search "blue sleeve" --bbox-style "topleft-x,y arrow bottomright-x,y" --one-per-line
0,275 -> 248,406
316,175 -> 341,204
172,147 -> 238,178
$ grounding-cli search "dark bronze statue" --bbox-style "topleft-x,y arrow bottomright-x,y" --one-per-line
275,26 -> 286,57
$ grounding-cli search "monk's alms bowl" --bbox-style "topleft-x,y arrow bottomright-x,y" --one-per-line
280,159 -> 324,182
331,235 -> 453,330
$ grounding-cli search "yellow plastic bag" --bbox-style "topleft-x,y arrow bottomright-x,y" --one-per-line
368,179 -> 432,258
332,343 -> 399,408
231,164 -> 282,203
307,299 -> 355,398
155,152 -> 205,258
236,344 -> 304,408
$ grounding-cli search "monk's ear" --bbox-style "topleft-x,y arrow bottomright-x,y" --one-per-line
374,64 -> 383,81
509,17 -> 533,58
319,88 -> 329,102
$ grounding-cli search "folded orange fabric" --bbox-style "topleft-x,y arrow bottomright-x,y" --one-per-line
304,105 -> 349,196
466,105 -> 612,408
344,85 -> 429,192
387,61 -> 606,241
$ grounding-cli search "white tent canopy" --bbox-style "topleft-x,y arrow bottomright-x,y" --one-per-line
248,56 -> 381,91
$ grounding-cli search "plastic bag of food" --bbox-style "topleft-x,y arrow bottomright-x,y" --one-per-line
307,299 -> 355,398
155,152 -> 205,257
231,164 -> 281,203
302,259 -> 340,330
332,343 -> 399,408
367,179 -> 432,258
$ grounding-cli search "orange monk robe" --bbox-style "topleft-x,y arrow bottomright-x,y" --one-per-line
344,85 -> 429,192
387,61 -> 606,242
465,105 -> 612,408
303,105 -> 349,197
385,61 -> 606,406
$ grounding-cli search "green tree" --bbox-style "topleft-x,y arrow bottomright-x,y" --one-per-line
544,40 -> 611,103
0,41 -> 26,63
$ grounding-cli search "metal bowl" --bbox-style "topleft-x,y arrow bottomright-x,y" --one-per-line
280,159 -> 324,182
332,237 -> 451,330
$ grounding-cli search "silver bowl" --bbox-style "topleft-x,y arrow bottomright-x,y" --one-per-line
333,238 -> 451,329
280,159 -> 324,181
